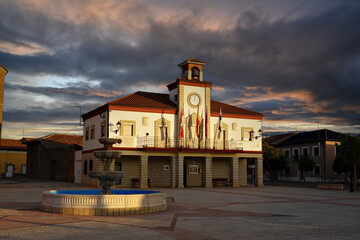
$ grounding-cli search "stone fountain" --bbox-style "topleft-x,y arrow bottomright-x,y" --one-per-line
88,137 -> 124,194
41,137 -> 167,216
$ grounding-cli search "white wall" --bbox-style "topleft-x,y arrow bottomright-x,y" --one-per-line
209,116 -> 262,151
83,111 -> 108,151
108,110 -> 177,147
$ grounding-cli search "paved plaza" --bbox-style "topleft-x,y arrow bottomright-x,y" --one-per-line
0,180 -> 359,240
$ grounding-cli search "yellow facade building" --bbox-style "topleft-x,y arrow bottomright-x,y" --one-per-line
0,139 -> 27,178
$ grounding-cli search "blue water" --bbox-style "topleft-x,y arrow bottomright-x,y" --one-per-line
51,189 -> 160,195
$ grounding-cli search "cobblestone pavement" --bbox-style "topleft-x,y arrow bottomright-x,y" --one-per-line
0,180 -> 360,239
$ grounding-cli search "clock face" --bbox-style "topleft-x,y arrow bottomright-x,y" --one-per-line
188,93 -> 201,107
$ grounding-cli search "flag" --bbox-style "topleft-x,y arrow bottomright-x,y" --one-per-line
205,106 -> 208,138
196,106 -> 201,138
218,108 -> 222,133
179,108 -> 184,139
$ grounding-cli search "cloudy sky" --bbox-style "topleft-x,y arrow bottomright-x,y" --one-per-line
1,0 -> 359,139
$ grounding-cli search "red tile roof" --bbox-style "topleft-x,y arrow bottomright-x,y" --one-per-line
27,134 -> 83,146
109,91 -> 178,110
0,139 -> 27,150
107,92 -> 262,116
211,100 -> 263,117
178,58 -> 206,67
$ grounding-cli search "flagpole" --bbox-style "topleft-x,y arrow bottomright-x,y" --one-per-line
204,82 -> 207,149
179,108 -> 185,148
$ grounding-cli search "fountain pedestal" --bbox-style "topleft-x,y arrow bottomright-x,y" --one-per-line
88,138 -> 124,194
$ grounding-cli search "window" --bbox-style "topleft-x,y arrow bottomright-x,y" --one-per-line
120,120 -> 136,136
174,94 -> 178,101
302,147 -> 309,156
285,166 -> 291,175
84,160 -> 88,175
312,146 -> 320,156
242,127 -> 253,141
293,148 -> 299,162
122,124 -> 134,136
284,149 -> 290,158
21,165 -> 26,174
89,160 -> 93,172
90,125 -> 95,139
85,127 -> 89,141
314,165 -> 321,175
101,121 -> 106,137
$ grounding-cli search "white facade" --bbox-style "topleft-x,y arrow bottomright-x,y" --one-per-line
81,58 -> 264,188
82,111 -> 262,151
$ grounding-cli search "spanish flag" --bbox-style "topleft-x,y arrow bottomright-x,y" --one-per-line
179,108 -> 184,139
196,106 -> 201,138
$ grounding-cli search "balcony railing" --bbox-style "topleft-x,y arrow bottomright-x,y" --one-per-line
116,136 -> 258,150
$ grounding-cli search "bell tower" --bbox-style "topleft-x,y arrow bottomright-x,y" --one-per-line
177,58 -> 206,81
0,65 -> 8,139
168,58 -> 212,148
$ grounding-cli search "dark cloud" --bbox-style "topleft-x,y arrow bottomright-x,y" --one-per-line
0,0 -> 359,138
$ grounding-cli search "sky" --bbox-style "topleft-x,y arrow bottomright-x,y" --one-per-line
1,0 -> 359,139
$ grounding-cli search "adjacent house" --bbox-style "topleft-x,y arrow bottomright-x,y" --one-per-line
0,139 -> 27,178
25,134 -> 82,182
266,129 -> 344,182
81,58 -> 264,188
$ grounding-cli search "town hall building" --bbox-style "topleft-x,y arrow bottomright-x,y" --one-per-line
81,58 -> 264,188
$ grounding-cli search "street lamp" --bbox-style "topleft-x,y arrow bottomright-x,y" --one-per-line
75,106 -> 83,126
110,121 -> 121,134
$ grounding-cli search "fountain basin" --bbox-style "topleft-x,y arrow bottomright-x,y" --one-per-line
94,150 -> 122,159
41,189 -> 167,216
98,137 -> 121,146
88,171 -> 124,180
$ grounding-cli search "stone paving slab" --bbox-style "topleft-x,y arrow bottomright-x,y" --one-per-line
0,180 -> 360,239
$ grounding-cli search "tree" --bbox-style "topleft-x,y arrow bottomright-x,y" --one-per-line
332,155 -> 352,183
298,155 -> 315,182
262,140 -> 286,184
336,134 -> 360,191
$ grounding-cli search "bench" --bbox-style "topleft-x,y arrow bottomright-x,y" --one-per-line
212,178 -> 230,187
317,183 -> 344,191
131,178 -> 151,188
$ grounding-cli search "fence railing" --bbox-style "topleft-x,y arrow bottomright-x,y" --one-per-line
123,136 -> 256,150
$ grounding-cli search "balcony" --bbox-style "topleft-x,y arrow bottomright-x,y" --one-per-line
121,136 -> 258,151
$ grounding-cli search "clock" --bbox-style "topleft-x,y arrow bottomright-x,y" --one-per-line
188,93 -> 201,108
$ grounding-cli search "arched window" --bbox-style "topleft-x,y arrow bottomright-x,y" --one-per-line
191,67 -> 200,80
84,160 -> 88,175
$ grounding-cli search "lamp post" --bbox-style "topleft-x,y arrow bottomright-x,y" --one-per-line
75,106 -> 82,126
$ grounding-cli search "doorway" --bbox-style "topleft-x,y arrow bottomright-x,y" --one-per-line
183,162 -> 187,187
5,165 -> 14,178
